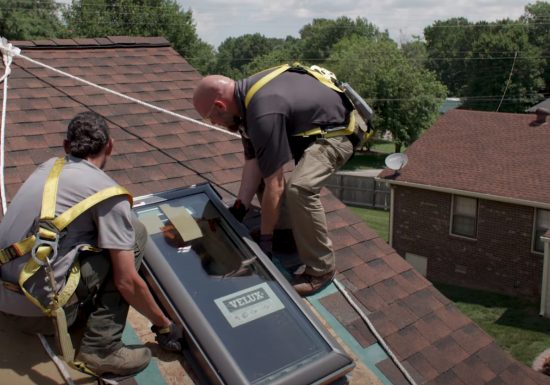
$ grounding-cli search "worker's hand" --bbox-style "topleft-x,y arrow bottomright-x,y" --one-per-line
151,322 -> 183,352
259,234 -> 273,259
228,199 -> 248,222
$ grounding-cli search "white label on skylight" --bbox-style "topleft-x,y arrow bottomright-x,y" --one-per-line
214,283 -> 285,328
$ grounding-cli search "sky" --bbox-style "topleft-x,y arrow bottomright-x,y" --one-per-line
179,0 -> 530,48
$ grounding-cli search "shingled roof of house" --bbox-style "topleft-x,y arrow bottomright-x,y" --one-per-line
379,109 -> 550,207
1,37 -> 548,385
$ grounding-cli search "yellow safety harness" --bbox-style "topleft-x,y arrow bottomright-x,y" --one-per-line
0,156 -> 132,372
244,63 -> 373,141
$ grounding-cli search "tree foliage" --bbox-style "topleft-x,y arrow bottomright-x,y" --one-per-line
64,0 -> 214,74
424,17 -> 480,96
424,14 -> 546,112
329,35 -> 447,152
298,16 -> 384,64
0,0 -> 66,40
212,33 -> 285,78
242,37 -> 302,76
463,20 -> 544,111
522,1 -> 550,95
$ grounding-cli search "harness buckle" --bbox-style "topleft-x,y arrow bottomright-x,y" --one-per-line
31,229 -> 60,266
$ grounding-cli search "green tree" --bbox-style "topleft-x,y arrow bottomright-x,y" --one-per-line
299,16 -> 384,64
212,33 -> 284,78
522,1 -> 550,95
424,17 -> 479,95
329,35 -> 447,152
64,0 -> 214,74
242,36 -> 302,76
463,20 -> 544,111
400,37 -> 428,69
0,0 -> 66,40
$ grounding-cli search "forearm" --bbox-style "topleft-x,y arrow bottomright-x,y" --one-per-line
237,158 -> 263,208
119,276 -> 170,328
111,249 -> 170,328
260,168 -> 285,235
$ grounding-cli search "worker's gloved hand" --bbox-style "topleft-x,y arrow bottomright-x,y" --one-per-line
151,322 -> 183,352
259,234 -> 273,259
228,199 -> 248,222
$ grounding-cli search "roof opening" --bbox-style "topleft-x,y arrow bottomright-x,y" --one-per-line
133,183 -> 354,385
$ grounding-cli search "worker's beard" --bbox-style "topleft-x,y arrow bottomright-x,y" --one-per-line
226,116 -> 243,133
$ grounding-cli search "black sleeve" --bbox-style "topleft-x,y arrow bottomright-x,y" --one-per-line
241,136 -> 256,160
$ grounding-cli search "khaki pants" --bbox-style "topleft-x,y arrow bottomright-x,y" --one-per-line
286,136 -> 353,276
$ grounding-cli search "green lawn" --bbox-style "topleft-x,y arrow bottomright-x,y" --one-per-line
343,139 -> 405,171
348,206 -> 550,366
435,283 -> 550,366
348,206 -> 389,242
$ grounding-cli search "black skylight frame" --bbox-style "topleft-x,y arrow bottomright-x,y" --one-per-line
133,183 -> 354,385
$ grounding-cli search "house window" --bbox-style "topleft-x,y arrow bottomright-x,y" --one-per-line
534,209 -> 550,253
451,195 -> 478,238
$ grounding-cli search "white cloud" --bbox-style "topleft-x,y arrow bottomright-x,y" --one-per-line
181,0 -> 528,47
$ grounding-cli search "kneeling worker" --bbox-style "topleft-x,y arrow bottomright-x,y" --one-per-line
0,112 -> 180,377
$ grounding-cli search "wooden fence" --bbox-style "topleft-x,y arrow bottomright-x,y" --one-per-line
326,171 -> 390,210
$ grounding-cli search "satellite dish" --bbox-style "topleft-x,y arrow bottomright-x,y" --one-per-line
385,153 -> 408,172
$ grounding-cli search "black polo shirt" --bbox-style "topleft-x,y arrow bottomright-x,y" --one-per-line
235,69 -> 351,178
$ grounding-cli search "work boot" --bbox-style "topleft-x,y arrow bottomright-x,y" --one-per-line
291,270 -> 335,297
76,345 -> 151,376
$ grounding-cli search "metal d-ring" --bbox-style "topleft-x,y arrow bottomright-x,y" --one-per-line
31,234 -> 59,266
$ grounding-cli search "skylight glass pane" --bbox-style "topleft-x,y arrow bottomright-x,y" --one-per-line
134,186 -> 351,385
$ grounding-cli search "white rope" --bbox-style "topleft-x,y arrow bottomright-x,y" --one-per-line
0,38 -> 19,215
17,53 -> 240,139
2,38 -> 418,385
37,333 -> 76,385
333,278 -> 419,385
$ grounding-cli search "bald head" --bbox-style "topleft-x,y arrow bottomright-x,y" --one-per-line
193,75 -> 234,118
193,75 -> 241,131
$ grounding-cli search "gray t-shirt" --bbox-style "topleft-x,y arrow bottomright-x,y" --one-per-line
236,69 -> 351,177
0,156 -> 134,316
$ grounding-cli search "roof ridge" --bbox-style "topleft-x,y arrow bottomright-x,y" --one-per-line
9,36 -> 170,50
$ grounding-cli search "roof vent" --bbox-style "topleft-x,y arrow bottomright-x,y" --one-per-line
535,107 -> 550,125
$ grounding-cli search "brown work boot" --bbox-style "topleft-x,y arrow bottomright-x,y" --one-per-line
291,270 -> 335,296
76,345 -> 151,376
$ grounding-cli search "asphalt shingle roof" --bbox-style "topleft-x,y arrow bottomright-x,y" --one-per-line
379,109 -> 550,205
1,37 -> 548,385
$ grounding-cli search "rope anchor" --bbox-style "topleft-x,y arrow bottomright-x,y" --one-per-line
0,37 -> 21,59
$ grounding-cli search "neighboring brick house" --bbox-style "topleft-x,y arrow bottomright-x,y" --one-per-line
379,109 -> 550,312
1,38 -> 548,384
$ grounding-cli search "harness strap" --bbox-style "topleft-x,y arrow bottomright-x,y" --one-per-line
294,109 -> 357,139
245,64 -> 291,108
18,180 -> 132,312
244,63 -> 344,110
0,159 -> 132,267
244,63 -> 357,139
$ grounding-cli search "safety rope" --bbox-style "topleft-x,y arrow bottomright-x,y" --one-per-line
333,279 -> 419,385
0,37 -> 413,385
37,333 -> 76,385
0,38 -> 19,215
17,52 -> 240,139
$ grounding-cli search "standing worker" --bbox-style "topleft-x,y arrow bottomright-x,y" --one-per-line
193,64 -> 369,296
0,112 -> 181,377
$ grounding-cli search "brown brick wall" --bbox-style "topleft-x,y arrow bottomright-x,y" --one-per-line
392,186 -> 544,298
